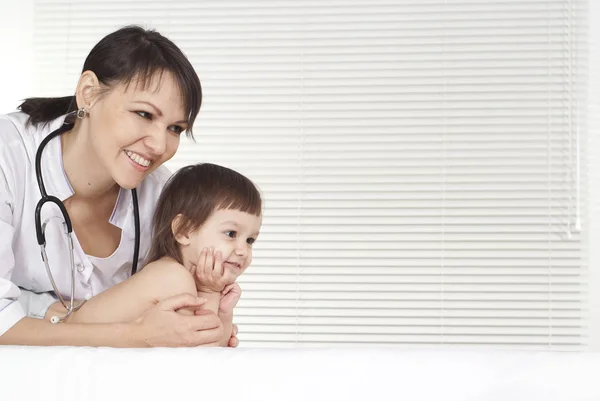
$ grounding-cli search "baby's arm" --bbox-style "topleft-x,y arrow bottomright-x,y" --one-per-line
195,291 -> 220,318
193,291 -> 233,346
192,248 -> 238,346
217,283 -> 241,346
53,258 -> 198,324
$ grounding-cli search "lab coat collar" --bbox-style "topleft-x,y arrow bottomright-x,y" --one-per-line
111,188 -> 137,241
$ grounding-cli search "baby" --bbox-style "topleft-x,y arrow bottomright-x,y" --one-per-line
146,162 -> 262,344
48,163 -> 262,346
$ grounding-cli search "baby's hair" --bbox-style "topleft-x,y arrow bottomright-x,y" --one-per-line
146,163 -> 262,265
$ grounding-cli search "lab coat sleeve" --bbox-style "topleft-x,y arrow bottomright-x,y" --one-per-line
0,164 -> 26,337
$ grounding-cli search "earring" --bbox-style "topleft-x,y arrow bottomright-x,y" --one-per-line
76,108 -> 88,119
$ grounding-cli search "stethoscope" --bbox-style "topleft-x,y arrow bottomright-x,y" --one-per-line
34,112 -> 141,323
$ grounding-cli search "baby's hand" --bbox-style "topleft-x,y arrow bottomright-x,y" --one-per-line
219,283 -> 242,315
191,248 -> 236,293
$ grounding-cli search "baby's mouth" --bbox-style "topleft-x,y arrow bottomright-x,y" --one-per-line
224,261 -> 242,270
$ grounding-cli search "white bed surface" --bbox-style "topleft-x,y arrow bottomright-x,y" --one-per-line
1,346 -> 599,401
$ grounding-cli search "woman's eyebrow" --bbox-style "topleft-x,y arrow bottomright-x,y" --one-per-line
133,100 -> 188,124
134,100 -> 163,116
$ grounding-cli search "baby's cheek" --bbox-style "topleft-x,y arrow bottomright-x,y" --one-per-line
244,255 -> 253,270
217,245 -> 232,259
187,244 -> 205,264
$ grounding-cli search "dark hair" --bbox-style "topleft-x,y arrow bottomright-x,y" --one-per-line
18,25 -> 202,138
146,163 -> 262,265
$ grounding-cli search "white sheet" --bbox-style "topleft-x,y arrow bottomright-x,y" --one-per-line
1,346 -> 599,401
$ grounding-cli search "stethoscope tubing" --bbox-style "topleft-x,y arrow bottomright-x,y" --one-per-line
33,116 -> 140,322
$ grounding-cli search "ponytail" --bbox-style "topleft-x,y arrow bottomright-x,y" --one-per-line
18,96 -> 76,126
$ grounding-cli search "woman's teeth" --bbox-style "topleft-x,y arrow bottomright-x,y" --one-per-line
125,150 -> 151,167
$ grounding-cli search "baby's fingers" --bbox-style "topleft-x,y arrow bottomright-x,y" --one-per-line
221,283 -> 235,296
204,247 -> 214,275
214,251 -> 224,277
195,248 -> 207,277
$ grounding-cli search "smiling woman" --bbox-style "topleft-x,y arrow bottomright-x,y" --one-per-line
0,25 -> 239,348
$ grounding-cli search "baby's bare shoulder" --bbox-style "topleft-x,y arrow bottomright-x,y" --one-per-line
140,258 -> 192,280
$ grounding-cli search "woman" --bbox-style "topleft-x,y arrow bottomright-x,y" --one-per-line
0,25 -> 238,347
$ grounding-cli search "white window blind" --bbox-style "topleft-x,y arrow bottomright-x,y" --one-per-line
32,0 -> 588,350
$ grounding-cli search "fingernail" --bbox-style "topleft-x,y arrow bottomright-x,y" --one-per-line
201,248 -> 207,254
197,297 -> 206,303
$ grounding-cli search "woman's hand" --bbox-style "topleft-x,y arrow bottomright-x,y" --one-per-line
133,293 -> 224,347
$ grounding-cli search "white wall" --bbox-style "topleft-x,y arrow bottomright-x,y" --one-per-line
0,0 -> 34,114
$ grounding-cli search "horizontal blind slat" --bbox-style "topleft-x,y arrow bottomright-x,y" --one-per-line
32,0 -> 586,349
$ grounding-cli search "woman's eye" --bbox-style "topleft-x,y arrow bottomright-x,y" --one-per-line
169,125 -> 185,135
136,111 -> 153,120
225,231 -> 237,238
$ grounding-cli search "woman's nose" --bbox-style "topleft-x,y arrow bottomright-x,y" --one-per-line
144,125 -> 167,156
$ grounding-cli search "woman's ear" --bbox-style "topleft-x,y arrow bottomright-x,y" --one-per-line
75,70 -> 101,111
172,214 -> 192,246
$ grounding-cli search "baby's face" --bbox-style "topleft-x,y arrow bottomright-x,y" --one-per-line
182,208 -> 262,278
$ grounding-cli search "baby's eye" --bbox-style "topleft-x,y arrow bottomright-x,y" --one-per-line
136,111 -> 153,120
247,237 -> 256,246
225,231 -> 237,238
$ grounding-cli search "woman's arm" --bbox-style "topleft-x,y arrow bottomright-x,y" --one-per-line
0,254 -> 227,347
0,293 -> 222,347
0,316 -> 140,347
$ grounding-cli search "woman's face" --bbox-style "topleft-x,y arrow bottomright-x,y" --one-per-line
86,72 -> 188,189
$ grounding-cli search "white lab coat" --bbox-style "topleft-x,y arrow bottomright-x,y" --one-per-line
0,112 -> 172,336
